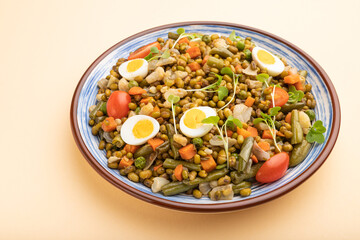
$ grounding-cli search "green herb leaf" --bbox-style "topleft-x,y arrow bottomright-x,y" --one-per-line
168,94 -> 180,104
202,116 -> 220,125
256,73 -> 270,83
150,47 -> 159,54
218,86 -> 228,101
312,120 -> 326,133
306,120 -> 326,143
202,74 -> 222,90
253,118 -> 264,125
161,50 -> 170,59
288,85 -> 304,103
233,118 -> 243,128
144,53 -> 153,61
229,30 -> 237,42
220,67 -> 234,77
177,28 -> 185,34
269,107 -> 281,117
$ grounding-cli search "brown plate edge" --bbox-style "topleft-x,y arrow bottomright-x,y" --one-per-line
70,21 -> 341,213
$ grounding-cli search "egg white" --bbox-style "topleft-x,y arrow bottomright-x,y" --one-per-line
118,59 -> 149,81
252,47 -> 285,77
179,107 -> 216,138
120,115 -> 160,145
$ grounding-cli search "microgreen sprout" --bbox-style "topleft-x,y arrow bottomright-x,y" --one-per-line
171,28 -> 203,49
202,115 -> 242,168
168,94 -> 180,135
145,48 -> 170,62
287,85 -> 304,103
306,120 -> 326,144
218,67 -> 240,111
185,74 -> 228,100
228,30 -> 243,42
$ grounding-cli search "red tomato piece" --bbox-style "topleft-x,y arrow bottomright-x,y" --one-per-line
256,152 -> 289,183
106,91 -> 131,119
267,87 -> 289,107
128,41 -> 161,60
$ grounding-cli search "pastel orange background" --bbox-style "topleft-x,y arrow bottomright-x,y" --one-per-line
1,0 -> 359,239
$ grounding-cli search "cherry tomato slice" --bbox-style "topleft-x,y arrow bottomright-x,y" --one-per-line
267,87 -> 289,107
128,41 -> 161,60
256,152 -> 289,183
106,91 -> 131,119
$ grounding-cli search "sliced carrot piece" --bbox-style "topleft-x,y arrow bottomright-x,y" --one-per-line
251,155 -> 258,163
188,62 -> 201,71
153,164 -> 163,172
124,144 -> 140,153
247,126 -> 258,137
128,87 -> 147,95
202,55 -> 209,65
140,97 -> 153,104
285,113 -> 292,124
237,127 -> 252,139
174,164 -> 183,181
200,155 -> 217,173
189,41 -> 200,48
119,157 -> 134,169
101,117 -> 117,132
147,138 -> 164,151
284,74 -> 300,84
258,141 -> 270,151
186,46 -> 201,59
178,37 -> 190,44
262,130 -> 273,139
179,144 -> 197,160
244,96 -> 255,107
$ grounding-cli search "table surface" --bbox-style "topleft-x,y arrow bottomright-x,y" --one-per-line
1,0 -> 359,239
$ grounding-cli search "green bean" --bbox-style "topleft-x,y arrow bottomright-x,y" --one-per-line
231,163 -> 263,184
89,101 -> 106,119
290,140 -> 311,167
207,56 -> 224,69
156,141 -> 170,154
209,47 -> 234,58
163,158 -> 201,171
166,124 -> 179,159
95,116 -> 106,124
216,164 -> 227,170
161,181 -> 184,191
291,110 -> 303,145
232,181 -> 252,194
134,144 -> 153,159
183,168 -> 229,186
238,136 -> 254,173
162,182 -> 196,196
112,134 -> 124,148
280,102 -> 305,113
168,32 -> 180,40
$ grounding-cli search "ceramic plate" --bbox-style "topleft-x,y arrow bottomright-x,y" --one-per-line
70,22 -> 340,212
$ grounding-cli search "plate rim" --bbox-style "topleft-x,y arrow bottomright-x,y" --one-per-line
70,21 -> 341,212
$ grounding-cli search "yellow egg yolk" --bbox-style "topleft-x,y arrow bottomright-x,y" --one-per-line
127,59 -> 144,73
257,50 -> 275,64
133,119 -> 153,138
184,109 -> 206,129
